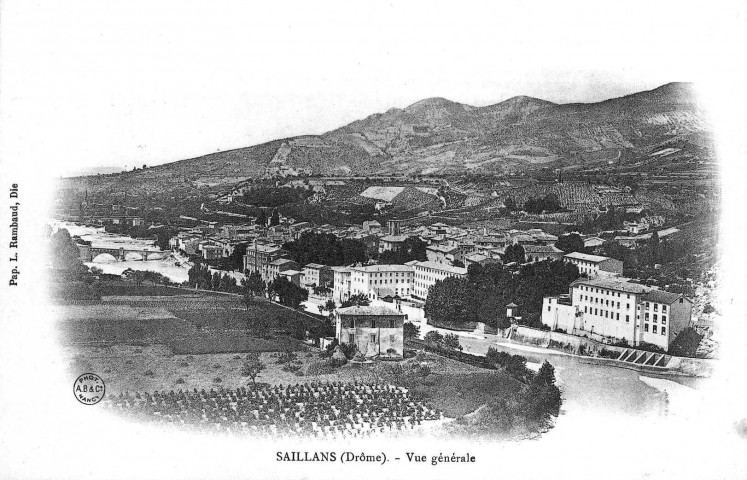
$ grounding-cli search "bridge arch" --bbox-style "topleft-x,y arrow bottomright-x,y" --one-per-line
124,251 -> 145,261
92,253 -> 118,263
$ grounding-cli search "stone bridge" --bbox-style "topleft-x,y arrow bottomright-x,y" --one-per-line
77,244 -> 167,262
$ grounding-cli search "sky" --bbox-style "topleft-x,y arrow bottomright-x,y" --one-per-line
1,0 -> 745,176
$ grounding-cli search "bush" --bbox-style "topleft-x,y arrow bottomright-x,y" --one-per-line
305,360 -> 335,376
443,333 -> 462,351
143,370 -> 154,377
213,377 -> 222,384
175,378 -> 185,384
282,362 -> 302,373
668,327 -> 704,358
276,351 -> 298,364
424,330 -> 444,345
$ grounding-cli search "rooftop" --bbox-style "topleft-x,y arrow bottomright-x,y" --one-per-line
411,261 -> 468,275
564,252 -> 614,263
270,258 -> 297,266
303,263 -> 327,269
380,235 -> 409,243
524,245 -> 562,253
352,264 -> 414,273
641,290 -> 686,305
571,277 -> 649,294
337,305 -> 404,316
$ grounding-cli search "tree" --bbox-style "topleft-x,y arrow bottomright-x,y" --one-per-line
379,237 -> 428,264
556,233 -> 585,254
255,208 -> 267,227
270,208 -> 280,226
503,244 -> 525,264
283,232 -> 368,266
241,353 -> 265,390
443,333 -> 463,351
341,293 -> 370,308
403,321 -> 420,341
246,271 -> 266,296
504,196 -> 517,212
324,299 -> 336,314
648,230 -> 660,265
524,360 -> 562,428
242,286 -> 255,310
424,276 -> 474,326
452,259 -> 465,268
424,330 -> 444,346
49,228 -> 83,270
270,276 -> 308,309
668,327 -> 703,358
534,361 -> 556,387
222,243 -> 247,271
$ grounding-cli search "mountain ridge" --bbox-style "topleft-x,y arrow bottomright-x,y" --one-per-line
60,82 -> 708,195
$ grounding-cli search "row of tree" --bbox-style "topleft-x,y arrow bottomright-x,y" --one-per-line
283,231 -> 368,266
186,263 -> 242,293
424,260 -> 580,330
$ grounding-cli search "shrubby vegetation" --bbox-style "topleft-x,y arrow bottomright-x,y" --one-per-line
378,237 -> 428,265
186,263 -> 241,293
268,276 -> 309,309
243,186 -> 312,208
523,194 -> 562,214
668,327 -> 703,357
283,232 -> 368,266
424,260 -> 579,330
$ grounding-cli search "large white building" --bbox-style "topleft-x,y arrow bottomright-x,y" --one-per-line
349,264 -> 414,300
542,277 -> 692,351
563,252 -> 623,278
409,260 -> 468,300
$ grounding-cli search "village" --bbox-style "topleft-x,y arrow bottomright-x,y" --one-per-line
46,168 -> 719,440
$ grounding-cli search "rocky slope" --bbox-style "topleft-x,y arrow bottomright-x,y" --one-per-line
61,82 -> 709,195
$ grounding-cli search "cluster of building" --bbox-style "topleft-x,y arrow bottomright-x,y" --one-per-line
542,253 -> 691,351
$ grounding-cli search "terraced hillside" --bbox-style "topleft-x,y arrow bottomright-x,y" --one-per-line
59,83 -> 709,197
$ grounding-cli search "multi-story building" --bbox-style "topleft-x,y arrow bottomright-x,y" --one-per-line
266,258 -> 300,282
332,266 -> 353,302
426,244 -> 458,264
410,260 -> 468,300
541,276 -> 692,350
301,263 -> 333,290
524,245 -> 564,263
362,220 -> 382,234
563,252 -> 623,278
350,264 -> 414,300
335,305 -> 405,359
378,235 -> 408,254
243,243 -> 289,278
278,269 -> 302,287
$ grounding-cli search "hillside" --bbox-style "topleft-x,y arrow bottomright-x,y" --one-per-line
59,82 -> 709,196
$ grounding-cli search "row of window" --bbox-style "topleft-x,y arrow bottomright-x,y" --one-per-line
643,302 -> 667,312
643,313 -> 667,324
577,285 -> 631,299
644,324 -> 667,335
581,295 -> 630,309
582,306 -> 630,322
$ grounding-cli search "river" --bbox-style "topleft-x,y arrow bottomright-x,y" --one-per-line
413,317 -> 708,443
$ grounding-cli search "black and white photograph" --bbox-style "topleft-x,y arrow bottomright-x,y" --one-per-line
1,1 -> 746,479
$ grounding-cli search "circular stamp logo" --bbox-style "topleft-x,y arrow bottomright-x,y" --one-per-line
74,373 -> 105,405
